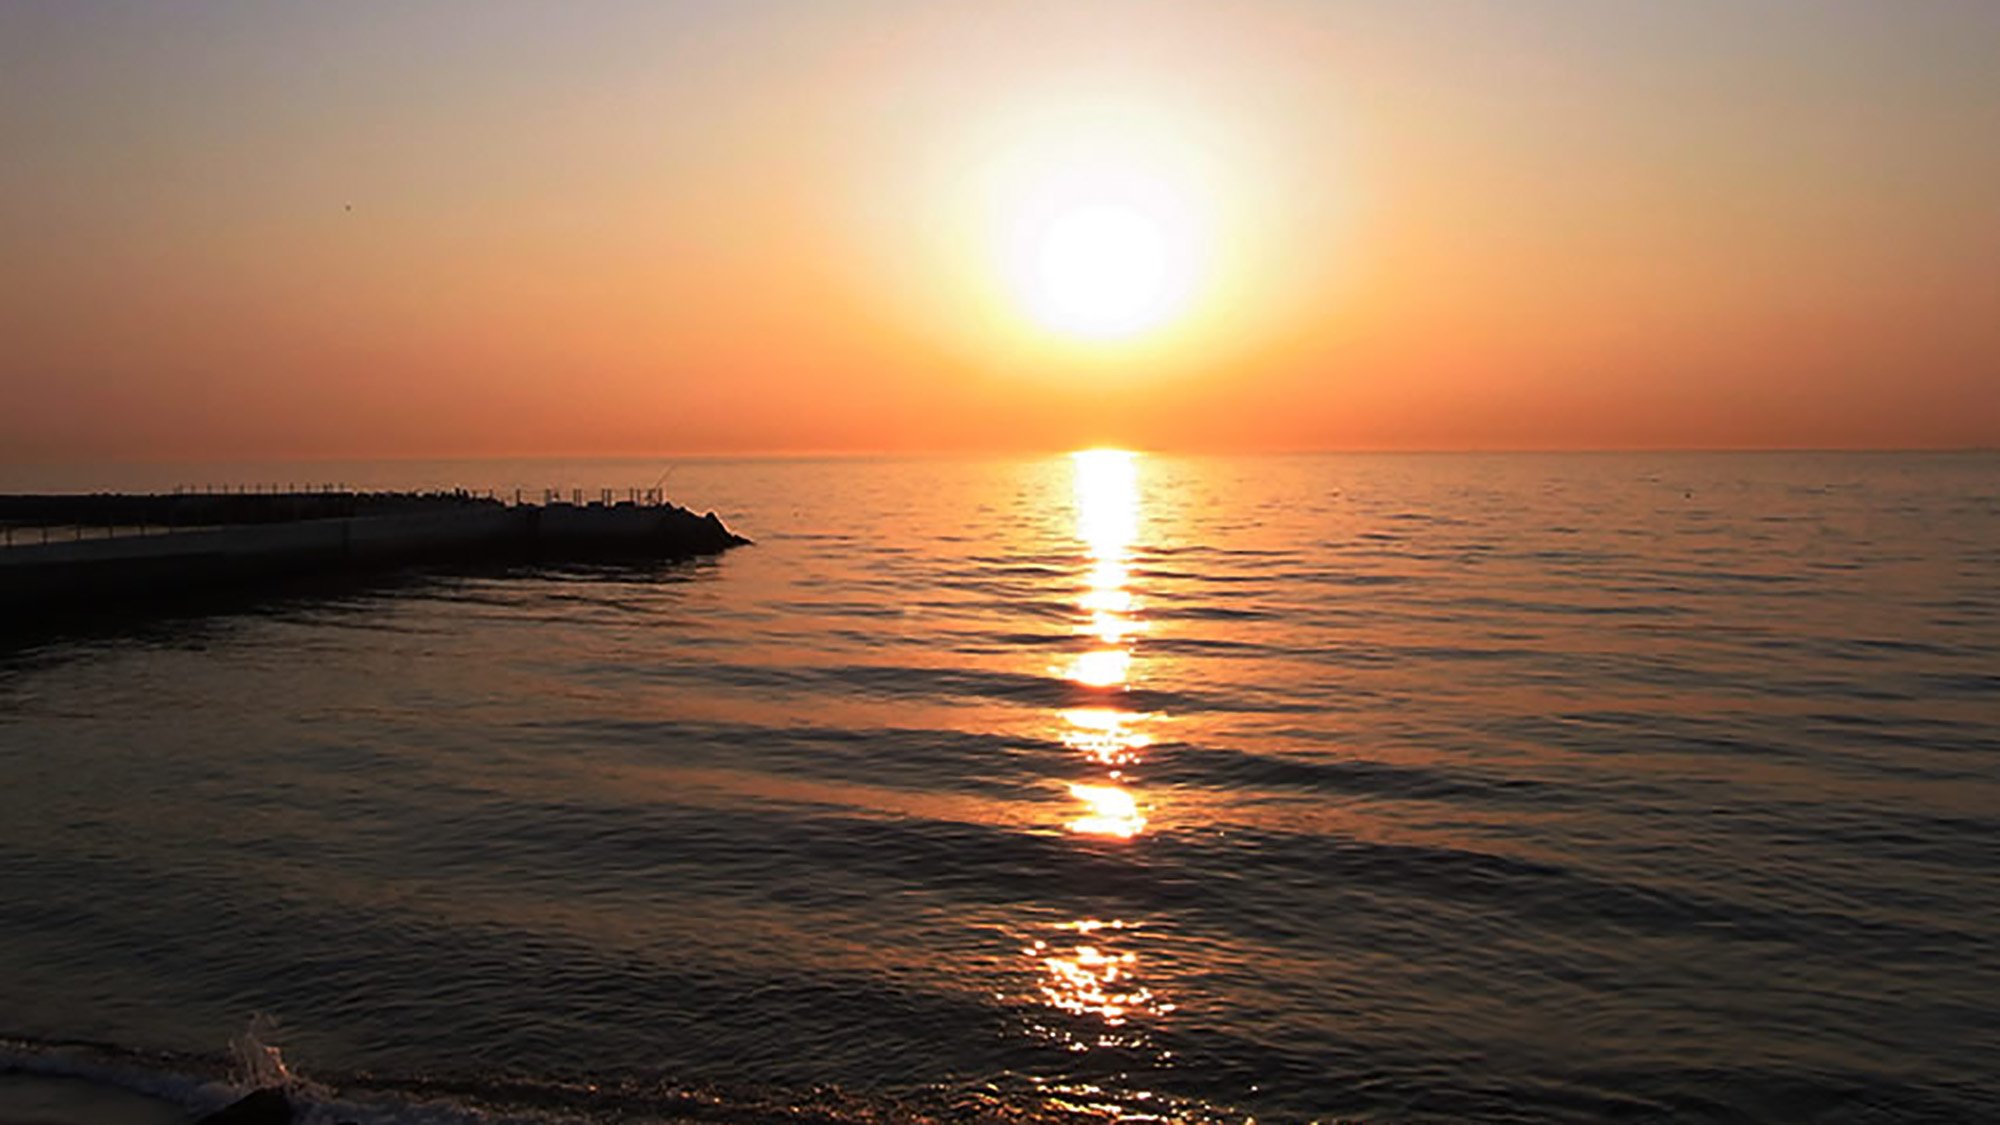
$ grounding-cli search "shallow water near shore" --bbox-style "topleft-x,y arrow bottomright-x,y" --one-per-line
2,453 -> 1997,1124
0,1072 -> 187,1125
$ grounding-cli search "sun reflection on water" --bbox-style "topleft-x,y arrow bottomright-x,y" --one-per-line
1065,449 -> 1147,694
1065,648 -> 1132,689
1061,449 -> 1153,842
1024,919 -> 1174,1049
1066,783 -> 1147,838
1060,708 -> 1153,768
1073,449 -> 1138,556
1019,451 -> 1177,1057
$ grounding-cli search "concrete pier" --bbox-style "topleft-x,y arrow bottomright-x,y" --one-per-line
0,492 -> 749,616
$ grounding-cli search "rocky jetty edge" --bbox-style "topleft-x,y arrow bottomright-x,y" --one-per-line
0,490 -> 750,616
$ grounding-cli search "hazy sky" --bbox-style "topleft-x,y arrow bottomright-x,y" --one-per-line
3,1 -> 1996,459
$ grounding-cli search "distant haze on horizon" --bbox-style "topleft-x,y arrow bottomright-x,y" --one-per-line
3,1 -> 1997,461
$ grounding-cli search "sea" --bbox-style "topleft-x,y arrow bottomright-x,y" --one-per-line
1,452 -> 1996,1125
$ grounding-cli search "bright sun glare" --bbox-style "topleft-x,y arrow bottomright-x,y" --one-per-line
993,135 -> 1211,341
1033,204 -> 1171,338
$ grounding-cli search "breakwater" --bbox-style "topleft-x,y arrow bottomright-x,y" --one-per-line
0,490 -> 748,615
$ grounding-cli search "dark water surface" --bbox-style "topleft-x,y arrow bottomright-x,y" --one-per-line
2,453 -> 1997,1124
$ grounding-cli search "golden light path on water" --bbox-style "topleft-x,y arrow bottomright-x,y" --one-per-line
1062,448 -> 1149,837
1029,919 -> 1174,1029
1023,450 -> 1174,1057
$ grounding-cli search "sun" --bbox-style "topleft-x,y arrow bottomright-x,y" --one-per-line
992,146 -> 1210,342
1031,204 -> 1173,338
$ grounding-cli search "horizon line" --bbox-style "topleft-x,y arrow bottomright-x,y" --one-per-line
3,444 -> 1996,468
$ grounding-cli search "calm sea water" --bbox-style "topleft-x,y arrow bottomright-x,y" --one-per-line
1,453 -> 1997,1125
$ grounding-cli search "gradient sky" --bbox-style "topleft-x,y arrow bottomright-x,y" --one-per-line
3,1 -> 1996,459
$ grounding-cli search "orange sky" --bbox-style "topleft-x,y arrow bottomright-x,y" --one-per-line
3,1 -> 1997,460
